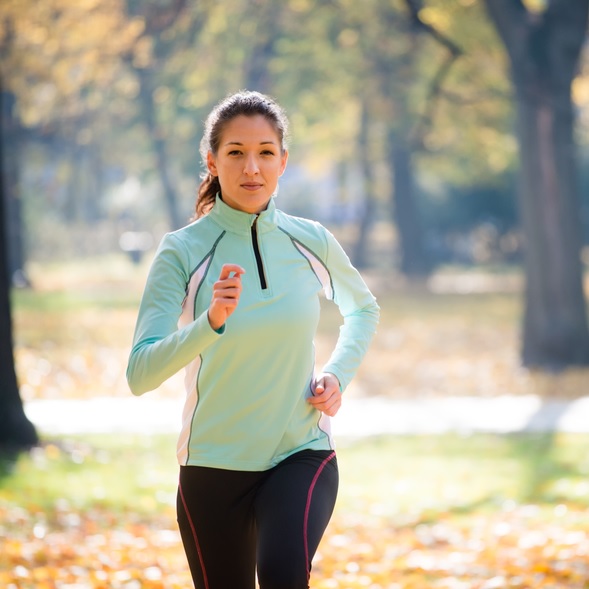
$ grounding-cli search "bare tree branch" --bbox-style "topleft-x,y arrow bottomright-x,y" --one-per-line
404,0 -> 463,58
402,0 -> 464,148
411,51 -> 456,148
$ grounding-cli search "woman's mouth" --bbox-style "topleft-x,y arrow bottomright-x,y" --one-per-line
241,183 -> 263,191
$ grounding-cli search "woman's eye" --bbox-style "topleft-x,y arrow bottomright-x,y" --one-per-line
261,150 -> 275,156
228,150 -> 242,156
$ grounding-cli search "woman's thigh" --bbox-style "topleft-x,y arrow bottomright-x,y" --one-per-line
254,450 -> 339,589
177,465 -> 264,589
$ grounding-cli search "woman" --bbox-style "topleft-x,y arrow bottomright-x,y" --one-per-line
127,90 -> 379,589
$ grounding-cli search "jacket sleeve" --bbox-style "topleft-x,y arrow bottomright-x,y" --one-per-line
126,233 -> 223,396
320,227 -> 380,391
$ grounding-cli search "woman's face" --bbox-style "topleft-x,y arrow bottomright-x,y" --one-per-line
207,114 -> 288,215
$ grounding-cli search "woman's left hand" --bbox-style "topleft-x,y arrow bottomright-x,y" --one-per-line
307,372 -> 342,416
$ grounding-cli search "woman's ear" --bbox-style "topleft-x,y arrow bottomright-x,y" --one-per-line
279,150 -> 289,176
207,151 -> 218,176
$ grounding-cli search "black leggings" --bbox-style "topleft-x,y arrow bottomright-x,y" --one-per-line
177,449 -> 338,589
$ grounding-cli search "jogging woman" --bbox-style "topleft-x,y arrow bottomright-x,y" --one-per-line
127,90 -> 379,589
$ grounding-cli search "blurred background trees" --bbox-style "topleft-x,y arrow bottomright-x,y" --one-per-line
1,0 -> 588,388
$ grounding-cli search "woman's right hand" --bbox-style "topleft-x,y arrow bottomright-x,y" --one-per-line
207,264 -> 246,331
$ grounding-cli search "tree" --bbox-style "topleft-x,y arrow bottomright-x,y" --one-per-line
484,0 -> 589,368
311,0 -> 464,276
0,78 -> 38,452
335,0 -> 435,276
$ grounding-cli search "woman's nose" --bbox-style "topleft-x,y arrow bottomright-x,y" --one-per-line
243,155 -> 259,175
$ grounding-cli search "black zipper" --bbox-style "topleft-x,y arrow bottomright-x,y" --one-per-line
251,217 -> 268,290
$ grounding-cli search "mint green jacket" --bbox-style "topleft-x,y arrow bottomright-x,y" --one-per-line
127,196 -> 379,470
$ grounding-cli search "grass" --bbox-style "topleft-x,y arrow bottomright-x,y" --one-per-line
0,435 -> 178,515
3,432 -> 589,519
339,433 -> 589,518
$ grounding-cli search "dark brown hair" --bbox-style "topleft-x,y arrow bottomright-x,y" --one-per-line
194,90 -> 289,218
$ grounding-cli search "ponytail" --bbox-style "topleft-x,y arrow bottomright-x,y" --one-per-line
194,173 -> 220,219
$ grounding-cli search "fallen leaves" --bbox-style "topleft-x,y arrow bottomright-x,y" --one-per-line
3,496 -> 589,588
0,501 -> 191,589
311,504 -> 589,588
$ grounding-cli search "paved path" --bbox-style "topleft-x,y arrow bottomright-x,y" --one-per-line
24,395 -> 589,437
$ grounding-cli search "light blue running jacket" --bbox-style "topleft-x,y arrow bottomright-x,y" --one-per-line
127,196 -> 379,470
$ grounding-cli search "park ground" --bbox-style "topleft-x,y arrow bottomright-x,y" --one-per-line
2,256 -> 589,588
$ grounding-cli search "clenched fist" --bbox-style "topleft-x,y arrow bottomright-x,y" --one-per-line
208,264 -> 246,331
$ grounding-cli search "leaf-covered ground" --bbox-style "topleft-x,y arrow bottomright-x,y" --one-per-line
3,497 -> 589,589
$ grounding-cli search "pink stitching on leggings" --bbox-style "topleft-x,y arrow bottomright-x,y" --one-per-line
303,451 -> 336,582
179,479 -> 210,589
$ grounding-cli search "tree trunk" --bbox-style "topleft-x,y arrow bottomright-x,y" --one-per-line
0,84 -> 38,452
137,68 -> 183,230
1,90 -> 28,286
64,143 -> 83,223
85,145 -> 103,223
371,3 -> 434,278
485,0 -> 589,368
353,102 -> 377,269
517,91 -> 589,366
389,140 -> 430,277
353,180 -> 377,270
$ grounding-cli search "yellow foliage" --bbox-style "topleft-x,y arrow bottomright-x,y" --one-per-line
1,0 -> 143,128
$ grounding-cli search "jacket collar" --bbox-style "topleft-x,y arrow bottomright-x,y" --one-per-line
209,194 -> 278,236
